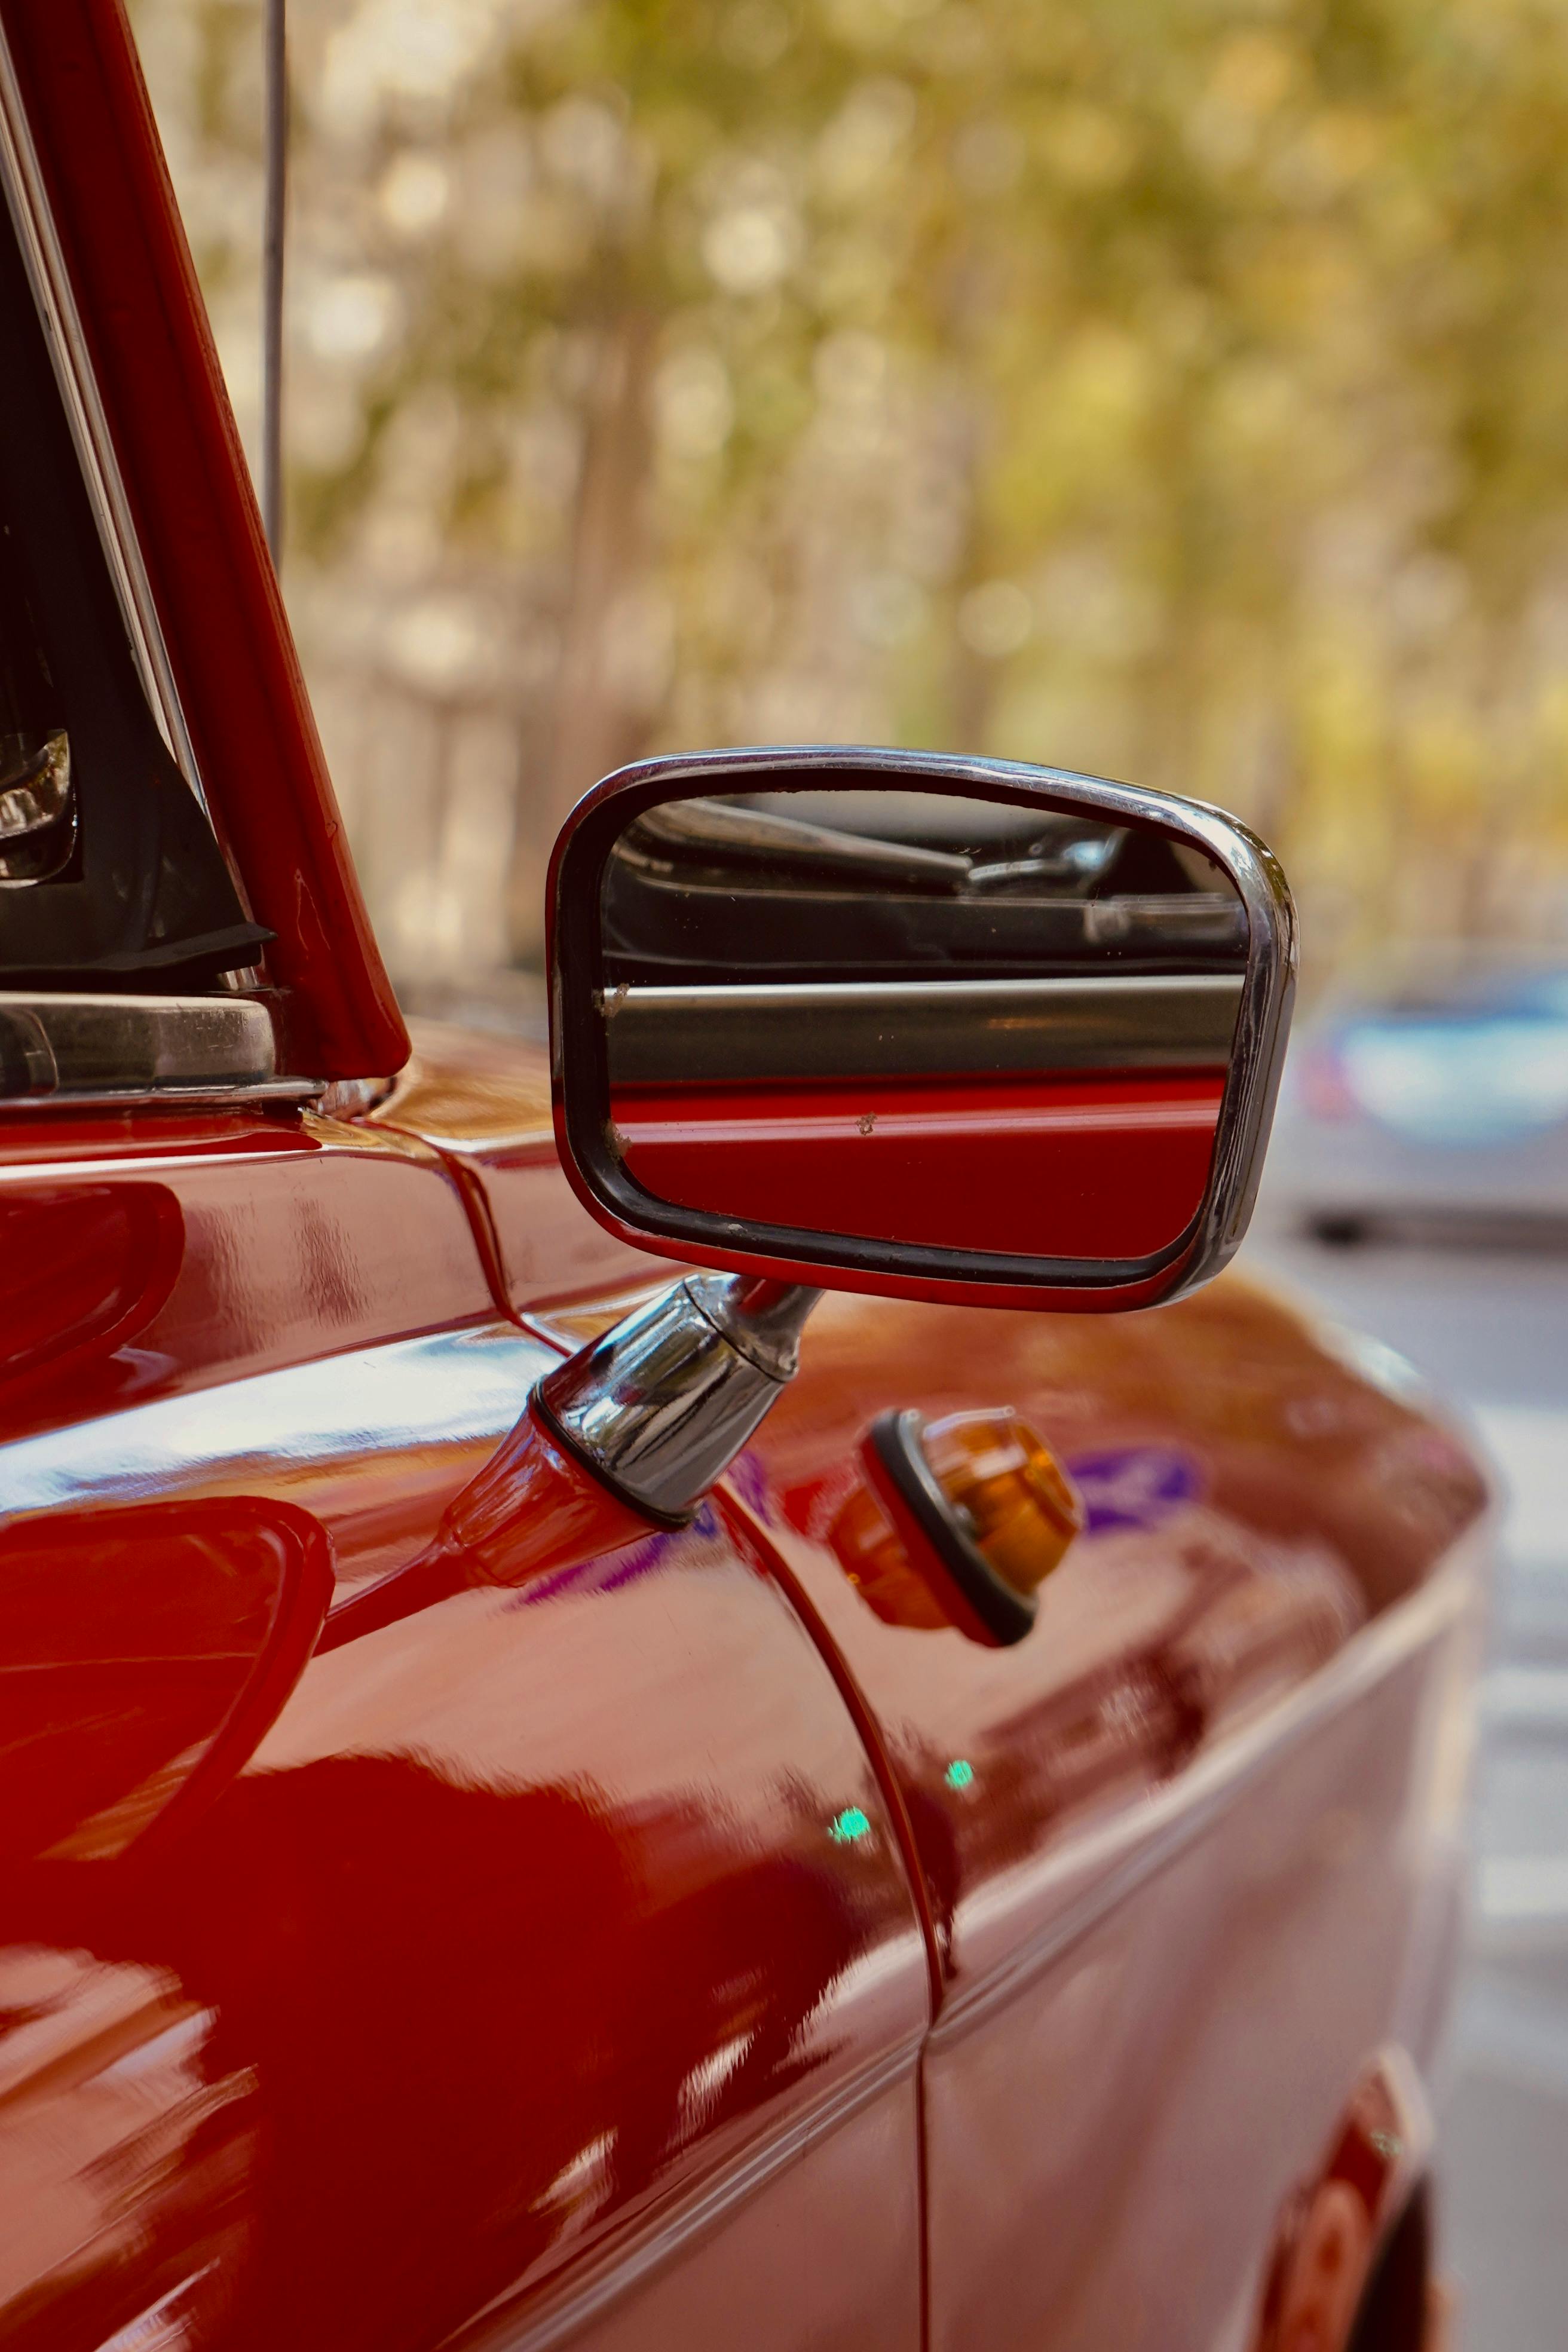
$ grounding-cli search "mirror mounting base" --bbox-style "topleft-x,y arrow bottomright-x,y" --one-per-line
534,1272 -> 821,1526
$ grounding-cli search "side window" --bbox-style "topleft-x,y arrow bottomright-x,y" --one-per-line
0,178 -> 267,991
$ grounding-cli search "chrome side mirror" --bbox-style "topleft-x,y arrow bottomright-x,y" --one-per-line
549,747 -> 1294,1312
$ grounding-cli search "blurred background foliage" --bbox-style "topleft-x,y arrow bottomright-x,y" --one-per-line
131,0 -> 1568,1007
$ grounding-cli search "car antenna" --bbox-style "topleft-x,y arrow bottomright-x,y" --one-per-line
262,0 -> 287,567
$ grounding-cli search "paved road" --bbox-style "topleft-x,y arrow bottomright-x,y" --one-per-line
1243,1229 -> 1568,2351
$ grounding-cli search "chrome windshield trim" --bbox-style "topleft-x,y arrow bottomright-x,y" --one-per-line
0,991 -> 310,1104
0,26 -> 206,809
605,974 -> 1244,1084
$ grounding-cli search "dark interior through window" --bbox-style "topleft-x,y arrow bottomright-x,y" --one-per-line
0,182 -> 269,988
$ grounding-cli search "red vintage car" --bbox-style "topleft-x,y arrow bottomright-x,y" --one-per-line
0,8 -> 1486,2351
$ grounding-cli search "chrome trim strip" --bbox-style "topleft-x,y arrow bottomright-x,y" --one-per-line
606,974 -> 1244,1084
0,991 -> 313,1104
0,26 -> 206,807
0,1081 -> 317,1111
449,2029 -> 925,2352
925,1520 -> 1492,2050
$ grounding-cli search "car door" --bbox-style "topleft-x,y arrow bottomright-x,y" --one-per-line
0,15 -> 930,2351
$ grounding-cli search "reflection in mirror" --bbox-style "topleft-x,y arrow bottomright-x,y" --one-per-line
598,783 -> 1247,1266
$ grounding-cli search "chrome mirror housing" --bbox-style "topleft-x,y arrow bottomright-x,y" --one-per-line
549,746 -> 1296,1313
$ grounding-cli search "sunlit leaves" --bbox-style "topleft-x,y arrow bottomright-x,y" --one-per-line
134,0 -> 1568,978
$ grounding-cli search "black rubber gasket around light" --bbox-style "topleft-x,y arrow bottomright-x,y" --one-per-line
547,749 -> 1291,1300
869,1408 -> 1037,1647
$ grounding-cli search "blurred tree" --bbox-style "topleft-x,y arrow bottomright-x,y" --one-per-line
132,0 -> 1568,991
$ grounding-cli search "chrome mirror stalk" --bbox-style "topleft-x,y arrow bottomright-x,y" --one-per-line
534,1273 -> 822,1526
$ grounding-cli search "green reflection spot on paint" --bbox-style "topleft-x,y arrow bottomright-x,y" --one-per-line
945,1758 -> 975,1790
829,1806 -> 871,1844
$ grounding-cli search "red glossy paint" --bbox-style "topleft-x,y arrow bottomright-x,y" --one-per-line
0,1110 -> 492,1447
0,0 -> 408,1081
320,1402 -> 653,1649
0,1030 -> 1488,2351
0,1178 -> 184,1395
0,1380 -> 931,2351
1,1495 -> 332,1863
0,1101 -> 928,2352
740,1285 -> 1487,1959
723,1281 -> 1487,2347
612,1071 -> 1223,1259
0,13 -> 1490,2338
371,1020 -> 682,1316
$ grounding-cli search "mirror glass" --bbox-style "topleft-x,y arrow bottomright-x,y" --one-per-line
594,782 -> 1248,1268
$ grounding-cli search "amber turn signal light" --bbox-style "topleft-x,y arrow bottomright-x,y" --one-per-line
920,1410 -> 1083,1597
830,1480 -> 954,1633
832,1407 -> 1083,1647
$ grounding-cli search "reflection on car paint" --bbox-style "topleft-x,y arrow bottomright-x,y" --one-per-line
718,1274 -> 1487,2347
742,1277 -> 1486,1980
370,1022 -> 687,1316
0,1328 -> 930,2351
0,1946 -> 257,2351
0,1117 -> 494,1449
779,1455 -> 1365,1964
0,1322 -> 556,1592
0,1115 -> 1493,2352
0,1181 -> 184,1401
0,1496 -> 332,1863
1065,1446 -> 1204,1534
